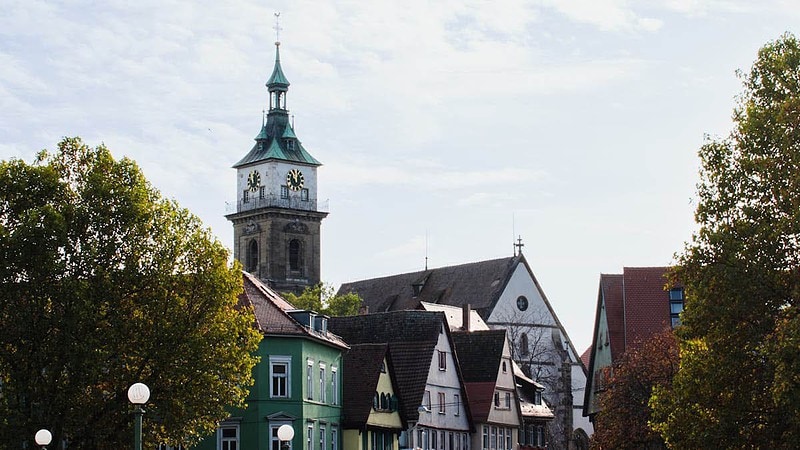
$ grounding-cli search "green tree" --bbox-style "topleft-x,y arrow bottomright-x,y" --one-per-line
590,330 -> 678,450
284,284 -> 362,316
0,138 -> 261,448
649,33 -> 800,448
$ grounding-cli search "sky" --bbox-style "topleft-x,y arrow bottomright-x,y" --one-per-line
2,0 -> 799,354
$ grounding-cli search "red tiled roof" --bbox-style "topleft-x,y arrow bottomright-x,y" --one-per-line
622,267 -> 672,350
579,347 -> 591,369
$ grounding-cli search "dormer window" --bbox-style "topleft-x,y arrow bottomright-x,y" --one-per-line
669,287 -> 685,328
286,139 -> 294,151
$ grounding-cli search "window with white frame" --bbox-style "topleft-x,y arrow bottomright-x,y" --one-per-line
319,423 -> 326,450
307,423 -> 314,449
270,422 -> 293,450
424,390 -> 432,411
454,394 -> 460,416
331,426 -> 338,450
438,350 -> 447,371
270,356 -> 291,398
307,359 -> 314,400
331,367 -> 338,405
504,392 -> 511,409
438,392 -> 446,414
319,364 -> 327,403
219,424 -> 239,450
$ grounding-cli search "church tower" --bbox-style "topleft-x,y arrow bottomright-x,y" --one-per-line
226,40 -> 327,294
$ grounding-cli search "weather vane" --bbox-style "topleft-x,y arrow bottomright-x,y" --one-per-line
274,12 -> 282,44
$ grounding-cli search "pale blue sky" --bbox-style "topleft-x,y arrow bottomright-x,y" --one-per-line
2,0 -> 798,353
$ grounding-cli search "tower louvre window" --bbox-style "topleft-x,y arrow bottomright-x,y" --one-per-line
281,185 -> 289,199
246,240 -> 258,273
289,239 -> 304,275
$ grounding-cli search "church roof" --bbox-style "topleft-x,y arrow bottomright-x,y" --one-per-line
337,255 -> 523,319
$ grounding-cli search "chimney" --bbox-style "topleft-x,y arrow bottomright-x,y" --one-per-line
462,304 -> 471,332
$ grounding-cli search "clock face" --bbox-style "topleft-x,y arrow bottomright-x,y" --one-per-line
286,169 -> 304,191
247,170 -> 261,192
516,296 -> 529,311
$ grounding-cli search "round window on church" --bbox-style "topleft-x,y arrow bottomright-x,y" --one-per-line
516,295 -> 529,311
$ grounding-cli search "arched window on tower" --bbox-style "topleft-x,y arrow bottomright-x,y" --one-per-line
246,239 -> 259,273
288,239 -> 304,276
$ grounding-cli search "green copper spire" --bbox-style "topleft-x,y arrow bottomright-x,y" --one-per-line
266,42 -> 290,90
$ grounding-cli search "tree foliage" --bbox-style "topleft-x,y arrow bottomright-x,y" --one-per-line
283,284 -> 362,317
0,138 -> 261,448
590,330 -> 678,450
649,33 -> 800,448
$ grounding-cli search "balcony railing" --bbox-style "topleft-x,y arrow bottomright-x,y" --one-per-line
225,195 -> 330,214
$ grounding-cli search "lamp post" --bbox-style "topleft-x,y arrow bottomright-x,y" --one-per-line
277,424 -> 294,450
34,429 -> 52,449
127,382 -> 150,450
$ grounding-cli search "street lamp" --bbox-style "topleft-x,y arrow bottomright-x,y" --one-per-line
34,429 -> 52,449
277,424 -> 294,450
128,382 -> 150,450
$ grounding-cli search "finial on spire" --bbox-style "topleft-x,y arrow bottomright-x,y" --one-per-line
274,12 -> 282,46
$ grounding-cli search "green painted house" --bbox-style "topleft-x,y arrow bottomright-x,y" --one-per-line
195,272 -> 348,450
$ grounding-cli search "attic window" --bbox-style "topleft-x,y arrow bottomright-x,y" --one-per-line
412,283 -> 423,297
669,287 -> 685,328
286,139 -> 294,150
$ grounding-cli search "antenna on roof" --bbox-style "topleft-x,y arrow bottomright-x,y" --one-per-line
425,229 -> 429,270
274,12 -> 282,44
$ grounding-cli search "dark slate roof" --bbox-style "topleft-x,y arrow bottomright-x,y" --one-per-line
451,329 -> 509,423
328,310 -> 447,423
342,343 -> 401,429
451,329 -> 507,383
337,256 -> 522,319
240,271 -> 347,349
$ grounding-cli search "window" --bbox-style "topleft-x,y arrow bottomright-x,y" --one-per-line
287,139 -> 295,150
331,427 -> 338,450
380,361 -> 386,373
259,185 -> 266,199
270,357 -> 291,398
438,350 -> 447,371
307,360 -> 314,400
424,390 -> 432,411
454,394 -> 460,416
534,390 -> 542,405
502,360 -> 507,373
289,239 -> 304,274
307,423 -> 314,449
504,428 -> 512,450
669,287 -> 685,328
281,185 -> 289,199
271,423 -> 293,450
219,425 -> 239,450
438,392 -> 446,414
319,424 -> 326,450
490,427 -> 496,450
243,190 -> 250,203
246,239 -> 259,273
504,392 -> 511,409
331,367 -> 338,405
494,391 -> 500,407
483,427 -> 489,450
319,364 -> 327,403
301,188 -> 309,201
519,333 -> 529,356
431,429 -> 437,450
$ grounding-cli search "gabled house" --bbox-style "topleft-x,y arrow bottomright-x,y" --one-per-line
329,310 -> 473,450
582,267 -> 684,421
195,272 -> 348,450
338,254 -> 591,449
342,343 -> 404,449
451,329 -> 522,450
515,368 -> 553,450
